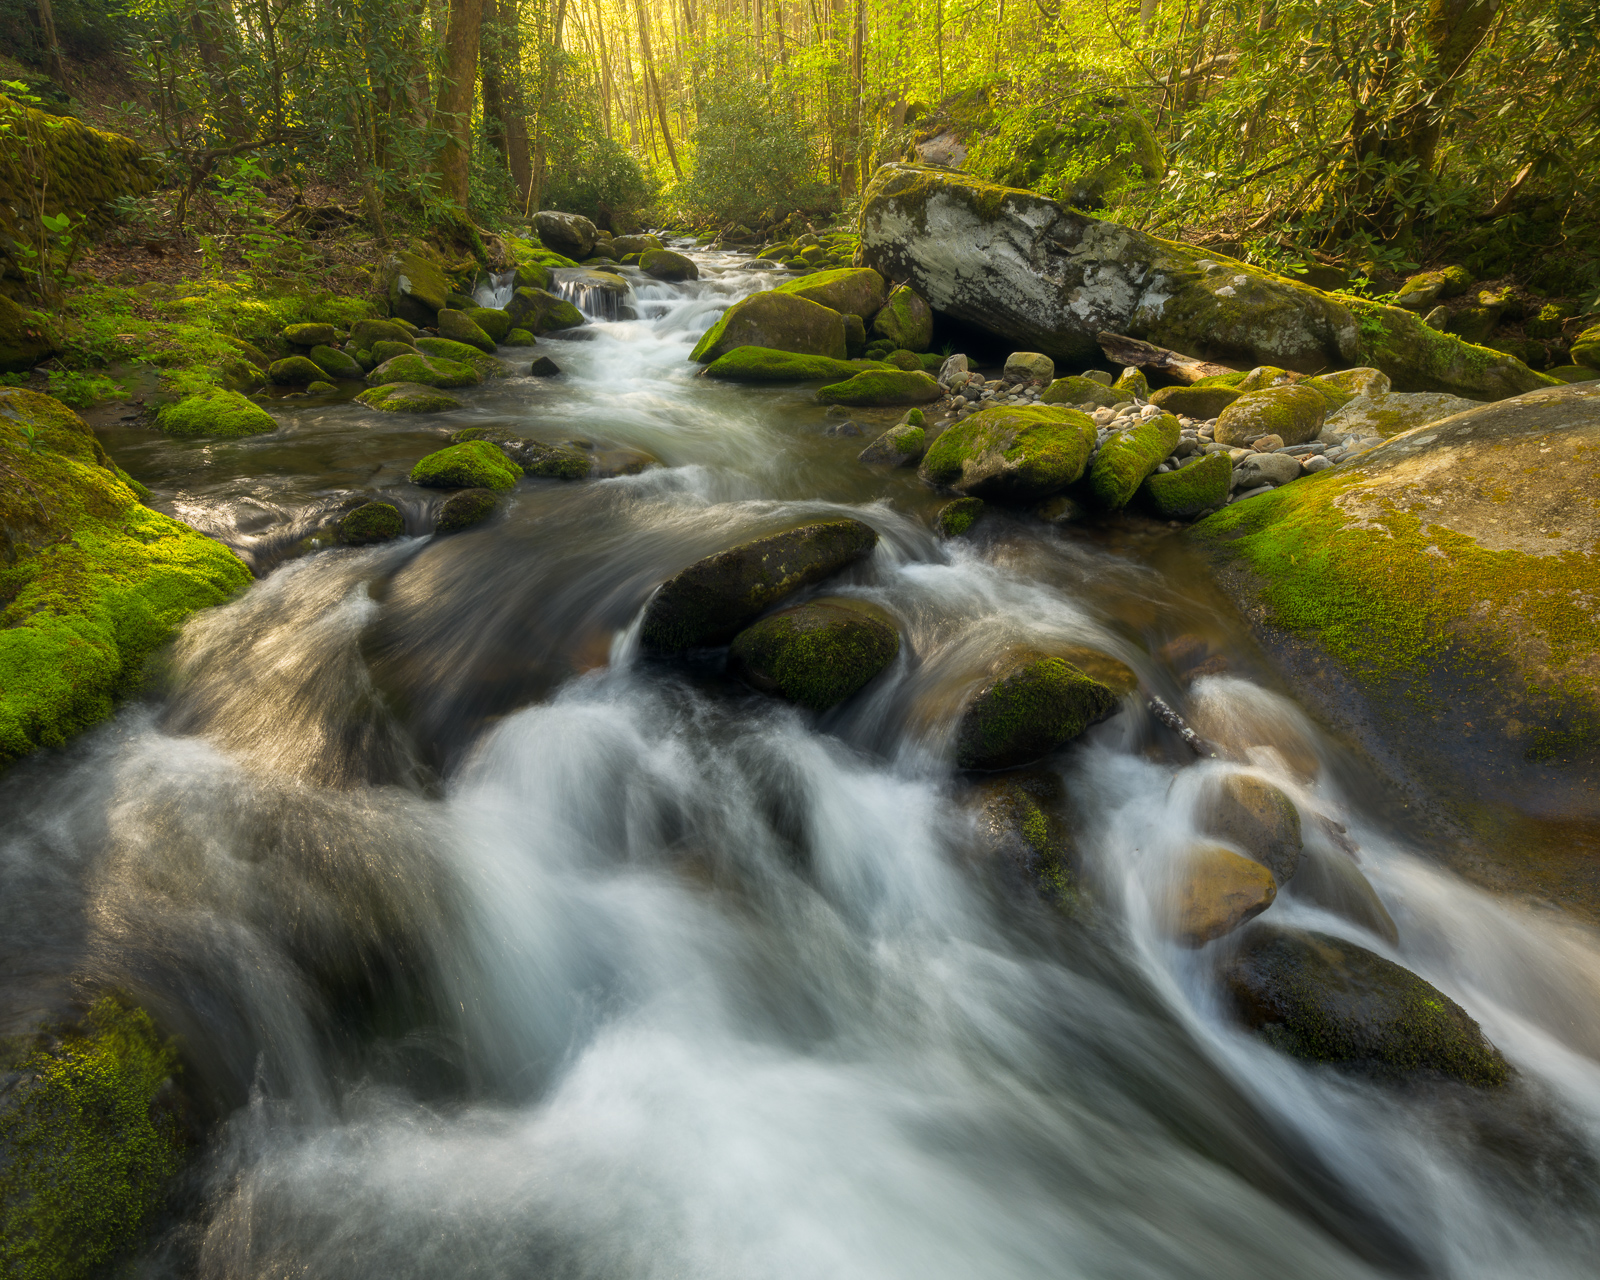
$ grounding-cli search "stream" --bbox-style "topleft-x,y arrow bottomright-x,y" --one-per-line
5,247 -> 1600,1278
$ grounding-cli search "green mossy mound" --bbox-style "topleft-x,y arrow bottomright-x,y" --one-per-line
369,339 -> 417,365
437,309 -> 498,354
936,497 -> 986,537
870,284 -> 934,352
0,996 -> 185,1280
503,328 -> 539,347
409,440 -> 520,491
308,344 -> 362,380
267,355 -> 324,386
1215,384 -> 1327,447
920,405 -> 1096,502
506,287 -> 586,335
727,597 -> 900,710
1150,384 -> 1241,418
955,649 -> 1119,770
356,382 -> 462,413
414,337 -> 510,379
436,488 -> 503,534
885,349 -> 924,371
690,291 -> 849,364
465,307 -> 513,343
964,769 -> 1079,902
641,249 -> 700,281
366,352 -> 481,389
1042,375 -> 1118,408
338,502 -> 405,544
858,423 -> 926,466
349,318 -> 414,349
0,294 -> 58,374
1224,927 -> 1509,1086
702,347 -> 886,382
640,518 -> 879,653
1345,297 -> 1559,399
0,389 -> 251,766
156,389 -> 277,439
1571,324 -> 1600,370
373,249 -> 451,327
815,369 -> 941,406
1086,411 -> 1180,510
1394,265 -> 1473,312
774,267 -> 888,318
1111,368 -> 1150,400
305,381 -> 336,395
282,322 -> 338,347
1139,452 -> 1230,519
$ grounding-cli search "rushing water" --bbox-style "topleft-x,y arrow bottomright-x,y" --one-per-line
5,250 -> 1600,1278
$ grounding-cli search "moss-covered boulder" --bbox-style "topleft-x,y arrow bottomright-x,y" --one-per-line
356,382 -> 462,413
702,347 -> 886,382
267,355 -> 325,386
689,291 -> 848,363
1166,842 -> 1278,947
1042,375 -> 1118,408
0,389 -> 250,765
1571,324 -> 1600,370
920,405 -> 1097,502
774,267 -> 888,318
349,317 -> 414,350
282,322 -> 338,347
640,249 -> 699,281
1393,265 -> 1472,314
1150,384 -> 1241,418
962,769 -> 1078,899
373,249 -> 451,327
936,497 -> 986,537
1223,926 -> 1509,1086
1344,297 -> 1559,399
307,344 -> 362,380
338,501 -> 404,544
0,996 -> 185,1278
870,284 -> 934,352
1086,411 -> 1179,510
533,209 -> 597,258
0,294 -> 59,374
609,234 -> 664,257
465,307 -> 513,343
156,388 -> 276,438
955,648 -> 1120,770
858,422 -> 926,466
1139,451 -> 1230,519
1323,386 -> 1479,439
369,339 -> 417,365
1193,382 -> 1600,899
816,369 -> 941,406
727,597 -> 899,710
408,440 -> 520,491
883,349 -> 923,371
414,337 -> 510,379
640,518 -> 879,653
1214,384 -> 1326,447
489,435 -> 590,480
506,286 -> 586,335
1111,367 -> 1150,400
366,352 -> 480,389
436,488 -> 502,534
503,328 -> 539,347
437,308 -> 499,354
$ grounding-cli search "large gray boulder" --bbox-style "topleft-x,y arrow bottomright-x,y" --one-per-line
534,210 -> 597,259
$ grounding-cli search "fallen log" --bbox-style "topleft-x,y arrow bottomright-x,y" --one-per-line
1096,333 -> 1239,385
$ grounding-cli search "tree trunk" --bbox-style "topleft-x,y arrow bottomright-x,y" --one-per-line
496,0 -> 534,207
529,0 -> 570,211
634,0 -> 683,179
33,0 -> 71,88
480,4 -> 510,166
434,0 -> 486,215
188,3 -> 250,142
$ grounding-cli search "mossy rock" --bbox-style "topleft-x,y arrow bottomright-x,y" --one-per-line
1393,265 -> 1473,313
465,307 -> 513,343
1191,369 -> 1249,389
640,249 -> 700,281
1571,324 -> 1600,370
1166,842 -> 1277,947
877,349 -> 917,371
1138,451 -> 1230,519
1111,368 -> 1150,400
505,286 -> 586,335
936,497 -> 985,537
1086,411 -> 1179,510
727,597 -> 900,710
497,437 -> 589,480
1223,926 -> 1509,1086
338,501 -> 404,544
609,234 -> 664,257
963,769 -> 1079,901
373,249 -> 451,327
514,262 -> 553,291
349,317 -> 415,350
503,328 -> 539,347
0,389 -> 251,766
870,284 -> 934,352
370,339 -> 417,364
0,996 -> 185,1278
436,488 -> 503,534
356,382 -> 463,413
414,337 -> 510,379
921,404 -> 1096,502
308,344 -> 362,380
955,648 -> 1119,770
690,291 -> 849,364
773,267 -> 888,319
1323,388 -> 1479,439
857,423 -> 926,466
1215,384 -> 1327,447
702,347 -> 888,382
1042,375 -> 1118,408
437,309 -> 498,354
408,440 -> 520,491
267,355 -> 325,386
1150,384 -> 1241,418
816,369 -> 941,406
305,381 -> 336,395
640,518 -> 879,653
1191,382 -> 1600,891
366,352 -> 480,389
1345,297 -> 1559,399
282,322 -> 338,347
1201,773 -> 1303,883
156,388 -> 276,438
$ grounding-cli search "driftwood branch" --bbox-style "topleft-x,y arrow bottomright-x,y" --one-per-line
1148,696 -> 1216,758
1096,333 -> 1238,385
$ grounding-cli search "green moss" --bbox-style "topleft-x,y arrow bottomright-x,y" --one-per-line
921,405 -> 1097,501
1344,297 -> 1559,398
690,291 -> 848,364
857,423 -> 925,465
1149,384 -> 1241,418
503,329 -> 539,347
338,502 -> 404,544
350,318 -> 414,349
505,287 -> 585,335
464,308 -> 513,343
436,309 -> 498,354
267,355 -> 323,385
1215,385 -> 1326,447
282,322 -> 338,346
0,996 -> 185,1280
1042,376 -> 1118,408
408,440 -> 520,490
155,389 -> 276,438
1190,370 -> 1249,389
1572,324 -> 1600,370
815,369 -> 941,406
365,352 -> 480,389
356,382 -> 462,413
1087,412 -> 1179,510
688,312 -> 731,363
955,652 -> 1118,770
870,284 -> 933,352
413,337 -> 509,379
1139,452 -> 1231,519
436,488 -> 502,534
727,599 -> 900,710
703,347 -> 888,382
0,390 -> 252,765
772,267 -> 887,318
1111,368 -> 1150,399
936,497 -> 985,537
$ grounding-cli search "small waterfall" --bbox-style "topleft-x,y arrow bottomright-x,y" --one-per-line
552,267 -> 632,322
473,269 -> 517,309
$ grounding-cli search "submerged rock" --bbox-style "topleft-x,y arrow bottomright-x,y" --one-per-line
528,356 -> 562,377
640,518 -> 879,653
816,369 -> 941,406
920,405 -> 1097,502
1167,842 -> 1277,946
1222,926 -> 1510,1086
727,598 -> 900,710
963,769 -> 1077,898
955,648 -> 1120,770
356,382 -> 462,413
435,488 -> 503,534
690,291 -> 848,364
409,441 -> 521,491
936,497 -> 986,537
1201,773 -> 1303,884
338,501 -> 405,544
156,388 -> 276,438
